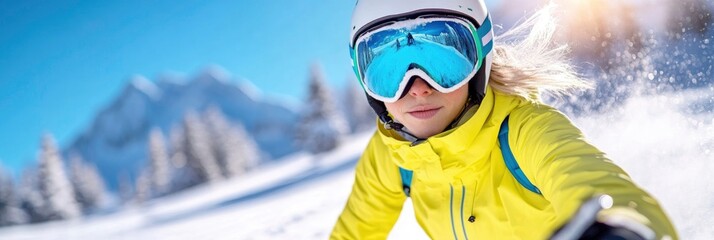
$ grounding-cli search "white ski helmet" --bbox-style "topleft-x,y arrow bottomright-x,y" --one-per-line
350,0 -> 494,122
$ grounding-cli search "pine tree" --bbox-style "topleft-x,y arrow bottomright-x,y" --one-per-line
168,125 -> 191,192
232,122 -> 260,171
117,172 -> 134,206
18,168 -> 43,223
203,107 -> 261,178
147,128 -> 171,197
204,106 -> 242,177
134,169 -> 151,204
169,125 -> 186,168
182,111 -> 222,186
36,134 -> 80,221
343,78 -> 376,133
0,166 -> 28,226
296,63 -> 349,153
69,154 -> 106,214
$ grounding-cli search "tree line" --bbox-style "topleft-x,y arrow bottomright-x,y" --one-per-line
0,63 -> 376,227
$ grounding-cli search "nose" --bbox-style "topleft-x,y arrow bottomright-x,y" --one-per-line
408,77 -> 434,97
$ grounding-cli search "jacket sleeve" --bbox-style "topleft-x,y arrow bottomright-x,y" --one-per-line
510,104 -> 678,239
330,134 -> 407,240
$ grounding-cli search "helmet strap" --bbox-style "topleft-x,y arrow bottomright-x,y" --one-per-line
366,93 -> 421,141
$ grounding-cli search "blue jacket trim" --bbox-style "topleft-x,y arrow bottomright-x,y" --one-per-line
399,167 -> 413,197
460,185 -> 469,240
450,185 -> 459,240
499,116 -> 542,195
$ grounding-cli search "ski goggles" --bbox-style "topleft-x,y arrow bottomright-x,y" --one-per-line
350,15 -> 493,103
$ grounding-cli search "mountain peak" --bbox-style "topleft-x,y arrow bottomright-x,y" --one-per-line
127,75 -> 161,100
69,66 -> 300,191
195,65 -> 231,84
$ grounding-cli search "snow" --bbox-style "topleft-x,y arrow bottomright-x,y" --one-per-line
0,131 -> 370,239
2,84 -> 712,239
129,76 -> 162,100
572,88 -> 714,240
198,66 -> 232,84
235,79 -> 264,103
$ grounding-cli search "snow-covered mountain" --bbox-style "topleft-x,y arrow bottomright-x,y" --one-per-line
67,67 -> 300,190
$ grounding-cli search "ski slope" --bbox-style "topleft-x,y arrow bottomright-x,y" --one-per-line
0,89 -> 712,239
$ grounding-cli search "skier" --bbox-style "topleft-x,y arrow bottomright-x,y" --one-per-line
331,0 -> 678,239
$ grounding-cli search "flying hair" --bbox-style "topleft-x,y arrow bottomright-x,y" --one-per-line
488,3 -> 592,101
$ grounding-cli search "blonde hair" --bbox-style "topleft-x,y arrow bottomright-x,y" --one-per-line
488,4 -> 592,101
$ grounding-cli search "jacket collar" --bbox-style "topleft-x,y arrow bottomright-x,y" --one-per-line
377,86 -> 522,178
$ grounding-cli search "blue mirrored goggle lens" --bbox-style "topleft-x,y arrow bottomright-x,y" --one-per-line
355,19 -> 479,99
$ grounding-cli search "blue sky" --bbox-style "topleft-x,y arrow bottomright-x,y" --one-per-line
0,0 -> 503,176
0,0 -> 358,175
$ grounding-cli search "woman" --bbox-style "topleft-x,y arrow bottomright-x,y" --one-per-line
331,0 -> 678,239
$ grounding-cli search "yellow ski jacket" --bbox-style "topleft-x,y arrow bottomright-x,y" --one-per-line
330,87 -> 677,239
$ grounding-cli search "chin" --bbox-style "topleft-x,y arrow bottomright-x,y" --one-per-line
411,127 -> 443,139
401,117 -> 449,138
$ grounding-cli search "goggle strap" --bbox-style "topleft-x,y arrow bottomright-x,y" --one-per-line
477,15 -> 492,39
483,40 -> 493,56
477,15 -> 493,55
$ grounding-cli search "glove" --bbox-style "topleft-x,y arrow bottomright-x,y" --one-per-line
576,221 -> 646,240
550,195 -> 653,240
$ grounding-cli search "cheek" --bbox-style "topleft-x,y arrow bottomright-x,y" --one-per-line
384,102 -> 401,116
384,100 -> 411,124
447,86 -> 469,104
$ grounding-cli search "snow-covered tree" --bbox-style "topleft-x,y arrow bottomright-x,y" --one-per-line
230,122 -> 260,171
203,106 -> 260,178
117,172 -> 134,205
343,78 -> 376,133
204,107 -> 242,177
69,154 -> 106,214
296,63 -> 348,153
147,128 -> 171,197
167,125 -> 193,192
18,168 -> 43,223
133,170 -> 151,204
169,124 -> 187,169
36,134 -> 80,221
0,166 -> 27,226
182,111 -> 222,186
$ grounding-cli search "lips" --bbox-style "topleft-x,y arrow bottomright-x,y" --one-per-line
407,106 -> 442,119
